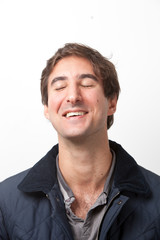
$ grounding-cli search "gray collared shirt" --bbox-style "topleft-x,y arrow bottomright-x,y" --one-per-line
56,151 -> 116,240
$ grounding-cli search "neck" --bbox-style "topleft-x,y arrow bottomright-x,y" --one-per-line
58,132 -> 112,192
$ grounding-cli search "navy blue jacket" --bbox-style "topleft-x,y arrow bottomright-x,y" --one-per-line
0,141 -> 160,239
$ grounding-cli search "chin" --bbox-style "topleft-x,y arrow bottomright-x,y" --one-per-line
60,131 -> 88,142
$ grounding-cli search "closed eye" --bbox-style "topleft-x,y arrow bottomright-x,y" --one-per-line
81,84 -> 94,88
55,86 -> 66,91
53,81 -> 67,91
80,75 -> 97,88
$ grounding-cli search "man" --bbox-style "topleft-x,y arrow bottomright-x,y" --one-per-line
0,43 -> 160,239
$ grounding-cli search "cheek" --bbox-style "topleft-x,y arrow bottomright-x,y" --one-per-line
86,92 -> 106,111
96,96 -> 109,114
89,87 -> 105,105
48,93 -> 64,113
94,93 -> 106,105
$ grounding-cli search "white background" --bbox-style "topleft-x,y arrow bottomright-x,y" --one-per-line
0,0 -> 160,181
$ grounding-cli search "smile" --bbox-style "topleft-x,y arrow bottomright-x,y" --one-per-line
65,112 -> 87,118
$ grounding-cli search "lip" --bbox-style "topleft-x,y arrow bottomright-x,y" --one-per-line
62,109 -> 88,117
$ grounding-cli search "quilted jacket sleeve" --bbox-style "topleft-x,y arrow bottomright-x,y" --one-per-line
0,208 -> 9,240
155,215 -> 160,239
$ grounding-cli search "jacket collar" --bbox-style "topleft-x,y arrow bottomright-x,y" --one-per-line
18,144 -> 59,194
18,141 -> 151,197
111,141 -> 151,196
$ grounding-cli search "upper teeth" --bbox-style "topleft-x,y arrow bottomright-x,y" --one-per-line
66,112 -> 86,118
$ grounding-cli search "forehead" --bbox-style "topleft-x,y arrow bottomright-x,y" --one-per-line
49,56 -> 95,79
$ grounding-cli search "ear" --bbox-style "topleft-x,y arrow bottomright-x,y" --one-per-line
44,105 -> 50,120
107,96 -> 117,116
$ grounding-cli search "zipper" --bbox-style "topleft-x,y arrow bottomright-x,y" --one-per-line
97,191 -> 120,239
46,194 -> 49,199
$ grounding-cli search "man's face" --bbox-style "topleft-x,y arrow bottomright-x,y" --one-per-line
44,56 -> 117,142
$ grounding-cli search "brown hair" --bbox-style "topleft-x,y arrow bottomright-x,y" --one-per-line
40,43 -> 120,129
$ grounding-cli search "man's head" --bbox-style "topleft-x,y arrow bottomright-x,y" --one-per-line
41,43 -> 120,129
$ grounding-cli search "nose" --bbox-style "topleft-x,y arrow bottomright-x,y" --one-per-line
66,84 -> 82,104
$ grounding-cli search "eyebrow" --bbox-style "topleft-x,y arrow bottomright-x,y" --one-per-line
78,74 -> 98,82
50,73 -> 98,86
51,76 -> 67,86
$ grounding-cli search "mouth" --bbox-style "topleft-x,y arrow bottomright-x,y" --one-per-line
63,111 -> 88,118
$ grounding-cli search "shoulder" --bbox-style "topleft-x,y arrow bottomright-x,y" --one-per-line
139,166 -> 160,190
139,167 -> 160,235
0,169 -> 30,194
0,170 -> 30,213
138,166 -> 160,218
0,169 -> 43,233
